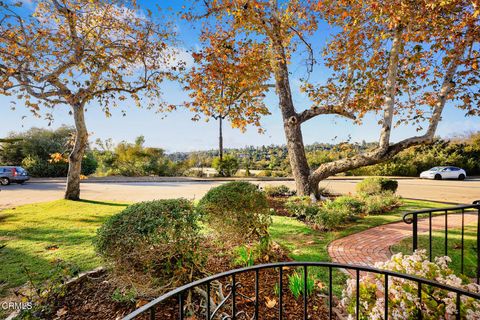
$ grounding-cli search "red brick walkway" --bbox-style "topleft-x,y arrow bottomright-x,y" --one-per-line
328,213 -> 478,268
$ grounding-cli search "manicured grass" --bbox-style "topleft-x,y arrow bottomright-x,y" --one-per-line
0,200 -> 128,296
392,224 -> 479,278
0,198 -> 442,299
269,199 -> 444,294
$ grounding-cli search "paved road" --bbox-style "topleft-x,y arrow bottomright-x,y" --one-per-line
1,178 -> 479,209
319,178 -> 480,204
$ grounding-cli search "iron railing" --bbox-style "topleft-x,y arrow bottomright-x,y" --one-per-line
122,262 -> 480,320
403,201 -> 480,282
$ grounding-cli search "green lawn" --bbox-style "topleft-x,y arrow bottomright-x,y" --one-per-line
0,198 -> 442,298
0,200 -> 128,296
392,224 -> 479,278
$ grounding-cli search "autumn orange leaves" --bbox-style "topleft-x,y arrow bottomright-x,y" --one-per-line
0,0 -> 179,199
0,0 -> 478,201
183,28 -> 272,132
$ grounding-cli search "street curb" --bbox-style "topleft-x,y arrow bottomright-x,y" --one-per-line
26,176 -> 422,184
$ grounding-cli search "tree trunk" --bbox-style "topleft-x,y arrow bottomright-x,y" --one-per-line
284,121 -> 319,198
219,116 -> 223,161
270,36 -> 316,198
65,103 -> 88,200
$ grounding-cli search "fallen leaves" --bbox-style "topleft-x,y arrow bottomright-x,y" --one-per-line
265,296 -> 277,308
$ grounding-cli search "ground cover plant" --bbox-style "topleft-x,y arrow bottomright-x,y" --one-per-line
264,185 -> 296,198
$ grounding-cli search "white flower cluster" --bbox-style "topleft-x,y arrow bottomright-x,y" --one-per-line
341,250 -> 480,319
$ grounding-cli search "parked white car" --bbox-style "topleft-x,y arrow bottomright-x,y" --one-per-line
420,166 -> 466,180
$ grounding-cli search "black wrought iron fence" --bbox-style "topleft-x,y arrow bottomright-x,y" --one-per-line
122,262 -> 480,320
403,201 -> 480,282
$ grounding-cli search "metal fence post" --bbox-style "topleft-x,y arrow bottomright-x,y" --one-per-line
413,213 -> 418,252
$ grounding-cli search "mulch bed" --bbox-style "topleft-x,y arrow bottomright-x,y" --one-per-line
267,196 -> 291,217
35,244 -> 339,320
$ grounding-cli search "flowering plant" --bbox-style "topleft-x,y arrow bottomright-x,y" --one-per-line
342,250 -> 480,319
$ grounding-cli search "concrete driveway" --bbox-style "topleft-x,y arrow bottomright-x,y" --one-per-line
1,177 -> 479,209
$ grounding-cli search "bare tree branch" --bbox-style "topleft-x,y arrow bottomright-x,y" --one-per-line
298,105 -> 356,123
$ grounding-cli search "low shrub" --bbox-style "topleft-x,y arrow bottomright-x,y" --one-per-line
318,186 -> 333,197
264,184 -> 296,197
313,206 -> 350,230
95,199 -> 203,295
324,196 -> 364,218
257,170 -> 272,177
356,177 -> 398,195
286,192 -> 401,229
271,170 -> 288,177
361,192 -> 402,215
183,168 -> 206,177
285,196 -> 320,221
21,153 -> 97,177
198,182 -> 271,244
286,196 -> 357,231
342,250 -> 480,319
212,155 -> 239,177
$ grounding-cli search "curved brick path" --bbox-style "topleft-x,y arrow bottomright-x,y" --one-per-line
328,213 -> 478,268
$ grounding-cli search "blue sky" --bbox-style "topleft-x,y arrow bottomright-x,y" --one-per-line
1,0 -> 478,153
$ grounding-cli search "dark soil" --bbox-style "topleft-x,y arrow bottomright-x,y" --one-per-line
34,244 -> 338,320
267,197 -> 291,217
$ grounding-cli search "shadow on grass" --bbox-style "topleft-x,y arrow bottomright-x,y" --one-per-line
0,213 -> 13,223
0,246 -> 53,293
77,199 -> 129,207
0,227 -> 97,245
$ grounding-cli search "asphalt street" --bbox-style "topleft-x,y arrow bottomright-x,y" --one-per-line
1,177 -> 479,209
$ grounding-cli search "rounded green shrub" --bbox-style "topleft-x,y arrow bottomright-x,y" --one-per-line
198,181 -> 271,243
285,196 -> 353,230
323,196 -> 365,220
264,184 -> 295,197
95,199 -> 203,293
356,177 -> 398,195
362,192 -> 402,215
314,206 -> 349,230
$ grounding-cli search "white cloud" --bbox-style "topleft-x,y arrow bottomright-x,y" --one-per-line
166,46 -> 194,70
437,118 -> 480,138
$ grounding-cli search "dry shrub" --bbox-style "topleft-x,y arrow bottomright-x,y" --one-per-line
95,199 -> 204,295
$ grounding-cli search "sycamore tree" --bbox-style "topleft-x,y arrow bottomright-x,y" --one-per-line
0,0 -> 178,200
183,28 -> 272,162
190,0 -> 479,199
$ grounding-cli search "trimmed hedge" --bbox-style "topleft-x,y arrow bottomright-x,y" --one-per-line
356,177 -> 398,195
198,181 -> 271,243
95,199 -> 203,294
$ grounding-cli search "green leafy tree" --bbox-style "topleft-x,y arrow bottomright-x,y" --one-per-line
0,126 -> 97,177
